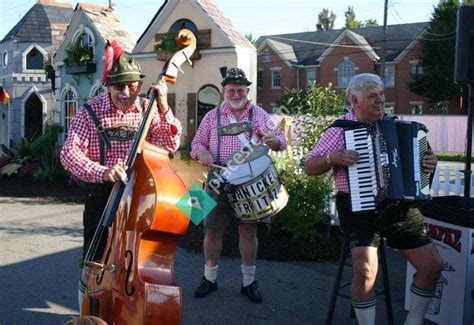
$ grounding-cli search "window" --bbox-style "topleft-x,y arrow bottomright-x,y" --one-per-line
410,60 -> 423,77
271,68 -> 281,88
384,66 -> 395,88
63,90 -> 77,133
306,69 -> 316,87
26,47 -> 44,70
257,70 -> 263,88
2,51 -> 7,67
384,102 -> 395,114
78,32 -> 94,57
337,59 -> 355,88
410,102 -> 423,114
262,49 -> 270,63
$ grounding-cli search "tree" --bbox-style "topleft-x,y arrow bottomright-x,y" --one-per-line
245,33 -> 257,46
364,18 -> 379,27
408,0 -> 473,113
344,6 -> 378,28
317,8 -> 336,31
344,6 -> 362,28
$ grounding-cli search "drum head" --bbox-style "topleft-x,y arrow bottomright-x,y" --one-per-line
224,155 -> 272,185
225,145 -> 269,165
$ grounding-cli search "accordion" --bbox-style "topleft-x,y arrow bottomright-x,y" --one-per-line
342,119 -> 430,212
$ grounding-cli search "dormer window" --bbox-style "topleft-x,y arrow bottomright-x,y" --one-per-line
22,44 -> 48,73
26,47 -> 44,70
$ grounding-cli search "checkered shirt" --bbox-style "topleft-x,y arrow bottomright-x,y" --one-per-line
190,101 -> 287,164
60,92 -> 182,183
304,110 -> 358,193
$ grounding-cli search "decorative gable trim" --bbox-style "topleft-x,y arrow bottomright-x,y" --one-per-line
319,29 -> 379,64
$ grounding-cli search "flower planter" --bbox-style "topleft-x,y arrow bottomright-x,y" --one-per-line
65,62 -> 96,74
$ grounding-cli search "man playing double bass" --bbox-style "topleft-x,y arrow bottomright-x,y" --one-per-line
60,50 -> 182,311
191,68 -> 287,303
304,73 -> 443,325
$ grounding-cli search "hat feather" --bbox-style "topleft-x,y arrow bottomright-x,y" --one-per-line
103,40 -> 123,83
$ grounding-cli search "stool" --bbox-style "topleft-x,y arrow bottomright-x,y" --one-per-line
325,236 -> 395,325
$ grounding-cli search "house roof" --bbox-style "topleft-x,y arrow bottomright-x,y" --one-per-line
76,3 -> 135,53
195,0 -> 254,48
1,0 -> 73,43
256,22 -> 429,66
136,0 -> 254,49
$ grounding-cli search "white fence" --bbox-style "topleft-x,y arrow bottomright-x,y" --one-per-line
431,162 -> 474,197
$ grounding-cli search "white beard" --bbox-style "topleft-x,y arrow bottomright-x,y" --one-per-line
226,99 -> 247,110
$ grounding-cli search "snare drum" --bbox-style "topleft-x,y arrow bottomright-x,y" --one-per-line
222,147 -> 288,222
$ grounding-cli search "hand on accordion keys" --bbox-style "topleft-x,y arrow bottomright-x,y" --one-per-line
329,149 -> 360,167
422,149 -> 437,173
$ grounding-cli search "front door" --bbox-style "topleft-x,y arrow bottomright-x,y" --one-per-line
24,93 -> 43,141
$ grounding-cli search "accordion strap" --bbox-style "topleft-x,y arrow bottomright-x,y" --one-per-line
328,114 -> 398,130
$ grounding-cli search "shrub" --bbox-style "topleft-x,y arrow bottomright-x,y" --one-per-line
29,123 -> 67,181
272,147 -> 333,241
268,84 -> 345,240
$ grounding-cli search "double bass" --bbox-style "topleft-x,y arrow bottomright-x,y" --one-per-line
81,29 -> 196,324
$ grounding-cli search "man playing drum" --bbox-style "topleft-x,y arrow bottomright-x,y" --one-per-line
190,68 -> 287,303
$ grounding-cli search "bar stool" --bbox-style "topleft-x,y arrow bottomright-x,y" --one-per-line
325,236 -> 395,325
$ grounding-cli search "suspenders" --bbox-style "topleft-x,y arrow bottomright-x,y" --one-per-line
216,106 -> 254,165
82,98 -> 146,165
83,103 -> 111,165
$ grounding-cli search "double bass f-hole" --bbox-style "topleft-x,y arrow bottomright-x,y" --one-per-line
124,250 -> 135,296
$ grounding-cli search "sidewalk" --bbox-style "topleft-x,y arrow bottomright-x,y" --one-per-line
0,196 -> 418,324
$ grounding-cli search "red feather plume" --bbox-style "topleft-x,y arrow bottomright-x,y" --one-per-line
102,40 -> 123,84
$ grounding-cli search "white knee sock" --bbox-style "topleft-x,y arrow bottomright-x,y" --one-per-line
241,264 -> 256,287
352,297 -> 376,325
78,279 -> 86,313
404,284 -> 435,325
204,264 -> 218,283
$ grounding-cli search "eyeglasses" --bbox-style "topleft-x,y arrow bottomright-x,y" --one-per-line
224,88 -> 247,96
111,82 -> 140,92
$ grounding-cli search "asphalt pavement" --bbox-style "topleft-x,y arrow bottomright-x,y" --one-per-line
0,196 -> 420,325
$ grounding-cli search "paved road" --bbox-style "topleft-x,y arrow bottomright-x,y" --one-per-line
1,196 -> 424,324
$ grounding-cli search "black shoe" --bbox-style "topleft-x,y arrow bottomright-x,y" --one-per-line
194,276 -> 218,298
240,280 -> 262,303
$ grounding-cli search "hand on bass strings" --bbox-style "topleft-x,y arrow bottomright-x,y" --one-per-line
422,149 -> 437,173
150,79 -> 170,114
328,149 -> 359,166
103,164 -> 128,184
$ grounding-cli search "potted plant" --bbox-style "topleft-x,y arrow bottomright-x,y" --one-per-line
64,40 -> 96,74
154,32 -> 181,61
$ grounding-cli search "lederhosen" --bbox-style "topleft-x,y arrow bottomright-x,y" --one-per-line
81,102 -> 141,265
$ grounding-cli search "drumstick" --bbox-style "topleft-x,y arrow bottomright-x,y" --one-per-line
211,164 -> 225,169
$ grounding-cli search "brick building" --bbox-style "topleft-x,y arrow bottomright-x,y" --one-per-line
256,22 -> 460,115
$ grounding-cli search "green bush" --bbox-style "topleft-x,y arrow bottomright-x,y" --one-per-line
272,148 -> 333,241
29,123 -> 67,181
269,84 -> 346,240
436,153 -> 468,162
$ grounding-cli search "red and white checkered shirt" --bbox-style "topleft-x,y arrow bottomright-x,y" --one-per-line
304,110 -> 358,193
60,92 -> 181,183
190,101 -> 287,163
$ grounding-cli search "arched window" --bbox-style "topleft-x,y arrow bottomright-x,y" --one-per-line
337,59 -> 355,88
26,47 -> 44,70
77,32 -> 94,56
63,89 -> 77,133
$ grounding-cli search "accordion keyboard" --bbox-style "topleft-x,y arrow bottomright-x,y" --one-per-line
344,128 -> 378,212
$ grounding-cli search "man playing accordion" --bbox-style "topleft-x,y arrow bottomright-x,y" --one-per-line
304,73 -> 443,325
